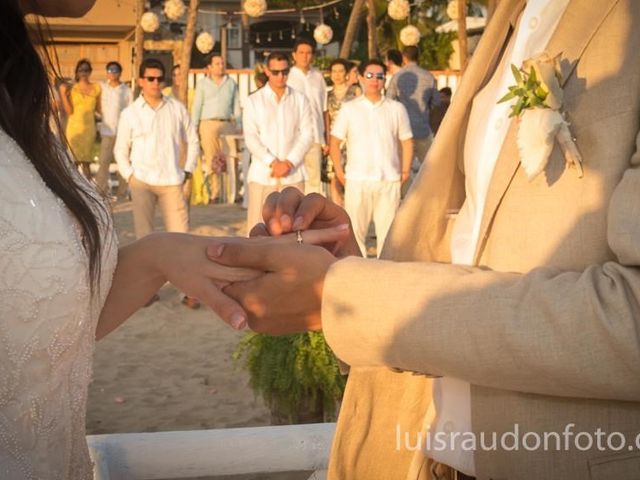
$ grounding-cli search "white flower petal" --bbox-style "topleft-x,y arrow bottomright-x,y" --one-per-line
517,109 -> 563,180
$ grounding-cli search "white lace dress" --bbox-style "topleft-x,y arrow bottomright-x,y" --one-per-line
0,128 -> 118,479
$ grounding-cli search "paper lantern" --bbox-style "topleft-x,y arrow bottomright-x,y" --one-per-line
388,0 -> 410,21
196,32 -> 215,54
446,0 -> 460,20
244,0 -> 267,18
140,11 -> 160,33
313,24 -> 333,45
399,25 -> 421,46
164,0 -> 186,21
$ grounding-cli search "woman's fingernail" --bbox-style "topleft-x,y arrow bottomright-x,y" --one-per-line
337,223 -> 349,231
207,244 -> 224,257
231,313 -> 247,330
292,216 -> 304,230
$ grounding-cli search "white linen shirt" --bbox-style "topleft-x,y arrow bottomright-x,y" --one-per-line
427,0 -> 571,476
114,95 -> 199,186
99,81 -> 133,137
243,84 -> 314,186
331,95 -> 412,182
287,66 -> 328,145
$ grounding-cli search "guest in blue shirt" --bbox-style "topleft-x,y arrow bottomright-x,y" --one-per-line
192,55 -> 241,203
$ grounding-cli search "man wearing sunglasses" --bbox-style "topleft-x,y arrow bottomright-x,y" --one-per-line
242,52 -> 313,233
96,61 -> 132,198
115,58 -> 201,308
329,59 -> 413,257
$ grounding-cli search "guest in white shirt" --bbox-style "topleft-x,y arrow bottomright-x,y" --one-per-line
287,37 -> 328,195
243,52 -> 313,233
96,61 -> 132,197
115,58 -> 201,308
330,59 -> 413,257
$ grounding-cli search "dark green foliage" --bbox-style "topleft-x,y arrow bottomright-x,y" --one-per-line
234,332 -> 347,422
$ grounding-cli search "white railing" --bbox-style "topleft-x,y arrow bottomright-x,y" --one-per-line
87,423 -> 335,480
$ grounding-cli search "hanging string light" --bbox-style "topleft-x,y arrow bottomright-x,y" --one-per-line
279,31 -> 283,40
334,7 -> 339,19
255,33 -> 261,44
267,32 -> 272,42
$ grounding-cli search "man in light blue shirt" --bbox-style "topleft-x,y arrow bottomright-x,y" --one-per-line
192,55 -> 241,202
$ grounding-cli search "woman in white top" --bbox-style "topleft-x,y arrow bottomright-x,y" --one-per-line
0,1 -> 347,478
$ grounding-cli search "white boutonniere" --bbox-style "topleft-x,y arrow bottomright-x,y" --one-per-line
498,53 -> 583,180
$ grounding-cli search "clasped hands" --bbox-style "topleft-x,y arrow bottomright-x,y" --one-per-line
181,188 -> 360,334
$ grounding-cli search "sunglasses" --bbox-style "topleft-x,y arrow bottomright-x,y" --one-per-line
77,68 -> 91,73
270,68 -> 290,77
364,72 -> 385,80
107,68 -> 121,74
144,76 -> 165,83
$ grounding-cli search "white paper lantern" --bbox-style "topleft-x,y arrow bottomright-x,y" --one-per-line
313,24 -> 333,45
196,32 -> 215,54
164,0 -> 186,21
140,11 -> 160,33
446,0 -> 460,20
244,0 -> 267,18
399,25 -> 421,46
387,0 -> 410,21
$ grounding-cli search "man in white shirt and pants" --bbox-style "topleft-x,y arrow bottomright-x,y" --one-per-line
96,61 -> 132,197
243,52 -> 313,233
115,58 -> 200,307
330,59 -> 413,257
286,37 -> 328,195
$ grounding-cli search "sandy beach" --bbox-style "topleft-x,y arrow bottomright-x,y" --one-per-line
87,201 -> 272,436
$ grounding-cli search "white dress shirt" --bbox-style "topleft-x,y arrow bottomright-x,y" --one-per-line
99,81 -> 132,137
331,95 -> 412,181
114,95 -> 199,186
427,0 -> 570,475
243,84 -> 314,186
287,66 -> 328,145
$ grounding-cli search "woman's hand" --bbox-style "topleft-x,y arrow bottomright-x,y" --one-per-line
97,227 -> 351,339
251,187 -> 361,258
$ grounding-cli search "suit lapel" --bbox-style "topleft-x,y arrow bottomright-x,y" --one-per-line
383,0 -> 524,263
473,0 -> 619,264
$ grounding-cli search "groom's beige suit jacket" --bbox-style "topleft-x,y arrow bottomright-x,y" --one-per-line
321,0 -> 640,479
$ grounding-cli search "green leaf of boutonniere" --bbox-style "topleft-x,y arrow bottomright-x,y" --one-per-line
498,63 -> 552,118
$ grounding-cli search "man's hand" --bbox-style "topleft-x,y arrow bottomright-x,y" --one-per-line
250,187 -> 361,258
270,159 -> 292,178
207,240 -> 337,334
182,177 -> 192,202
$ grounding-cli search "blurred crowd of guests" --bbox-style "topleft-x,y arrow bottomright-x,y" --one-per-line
53,39 -> 452,259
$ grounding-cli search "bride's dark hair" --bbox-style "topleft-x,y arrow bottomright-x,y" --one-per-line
1,0 -> 104,287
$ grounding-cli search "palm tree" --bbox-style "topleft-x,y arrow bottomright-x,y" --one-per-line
178,0 -> 199,104
339,0 -> 365,58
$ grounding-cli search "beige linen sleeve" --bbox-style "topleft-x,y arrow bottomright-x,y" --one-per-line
322,151 -> 640,403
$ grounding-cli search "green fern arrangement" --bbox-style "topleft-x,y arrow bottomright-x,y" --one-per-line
234,332 -> 346,423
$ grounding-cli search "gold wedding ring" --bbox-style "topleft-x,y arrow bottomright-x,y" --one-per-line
296,230 -> 303,244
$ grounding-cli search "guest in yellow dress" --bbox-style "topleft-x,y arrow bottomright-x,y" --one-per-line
60,58 -> 101,179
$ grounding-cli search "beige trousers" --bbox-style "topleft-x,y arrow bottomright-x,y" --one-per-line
130,176 -> 189,239
344,179 -> 401,257
246,181 -> 304,235
303,142 -> 323,195
96,135 -> 128,196
199,119 -> 237,201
